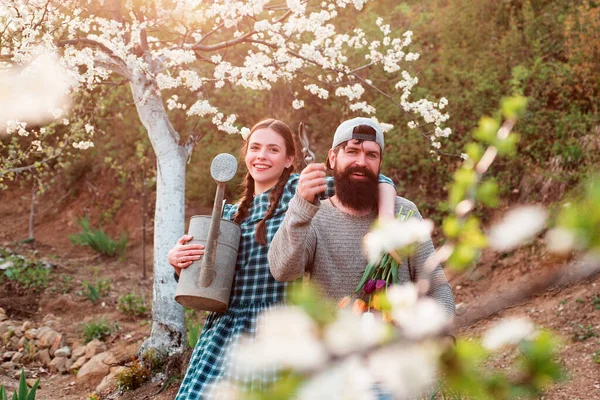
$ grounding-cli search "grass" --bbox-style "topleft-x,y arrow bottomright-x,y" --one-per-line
80,318 -> 116,343
118,293 -> 148,317
80,277 -> 111,303
69,216 -> 128,257
1,255 -> 52,292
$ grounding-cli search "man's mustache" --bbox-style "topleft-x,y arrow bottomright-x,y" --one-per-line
342,165 -> 378,181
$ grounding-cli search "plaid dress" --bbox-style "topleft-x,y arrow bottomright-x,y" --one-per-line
176,173 -> 394,399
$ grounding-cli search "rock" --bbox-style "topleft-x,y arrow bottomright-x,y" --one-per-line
34,327 -> 52,342
2,351 -> 16,361
21,321 -> 33,331
49,335 -> 64,357
49,356 -> 69,374
85,340 -> 107,358
1,361 -> 16,371
13,327 -> 23,338
0,307 -> 5,315
71,345 -> 86,360
37,328 -> 62,355
69,356 -> 87,373
24,328 -> 37,340
455,302 -> 467,316
8,336 -> 19,351
54,346 -> 71,358
11,352 -> 24,363
17,336 -> 27,350
95,366 -> 126,393
26,378 -> 39,388
36,349 -> 51,366
42,314 -> 59,323
0,314 -> 7,322
1,330 -> 13,343
0,260 -> 14,270
76,352 -> 111,387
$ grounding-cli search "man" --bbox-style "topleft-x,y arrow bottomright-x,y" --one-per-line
268,117 -> 455,317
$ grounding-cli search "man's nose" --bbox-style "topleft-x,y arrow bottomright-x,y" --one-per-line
354,153 -> 367,166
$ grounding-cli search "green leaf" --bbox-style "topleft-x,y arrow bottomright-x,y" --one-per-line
473,117 -> 500,144
17,370 -> 27,400
501,96 -> 527,119
26,379 -> 39,400
495,133 -> 520,156
390,259 -> 399,284
464,142 -> 484,163
443,216 -> 461,239
477,179 -> 500,207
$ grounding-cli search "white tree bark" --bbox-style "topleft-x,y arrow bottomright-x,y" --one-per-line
129,72 -> 187,353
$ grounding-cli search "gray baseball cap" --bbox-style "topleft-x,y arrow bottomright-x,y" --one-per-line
331,117 -> 385,151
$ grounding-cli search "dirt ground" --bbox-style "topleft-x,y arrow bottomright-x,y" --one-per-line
0,186 -> 599,399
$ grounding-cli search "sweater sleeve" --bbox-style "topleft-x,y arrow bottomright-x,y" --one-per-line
268,193 -> 319,282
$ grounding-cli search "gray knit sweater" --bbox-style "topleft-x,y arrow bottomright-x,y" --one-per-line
268,193 -> 456,317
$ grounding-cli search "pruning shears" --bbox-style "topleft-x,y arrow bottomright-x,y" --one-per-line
298,122 -> 315,166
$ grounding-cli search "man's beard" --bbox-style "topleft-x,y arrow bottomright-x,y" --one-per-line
333,165 -> 379,212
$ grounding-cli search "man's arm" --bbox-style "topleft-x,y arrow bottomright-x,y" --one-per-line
268,193 -> 318,281
400,201 -> 455,318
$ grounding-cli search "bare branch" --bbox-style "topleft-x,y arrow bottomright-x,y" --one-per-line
0,142 -> 69,178
455,257 -> 600,328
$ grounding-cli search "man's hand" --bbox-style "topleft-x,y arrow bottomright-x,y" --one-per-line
168,235 -> 204,276
298,163 -> 327,203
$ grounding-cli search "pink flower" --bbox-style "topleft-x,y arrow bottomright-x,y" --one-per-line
375,280 -> 387,290
363,279 -> 376,294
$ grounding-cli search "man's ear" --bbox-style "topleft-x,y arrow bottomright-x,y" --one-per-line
327,149 -> 336,169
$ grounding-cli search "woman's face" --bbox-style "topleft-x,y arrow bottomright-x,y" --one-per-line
245,127 -> 294,194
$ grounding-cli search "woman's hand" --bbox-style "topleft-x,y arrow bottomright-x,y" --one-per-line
168,235 -> 205,276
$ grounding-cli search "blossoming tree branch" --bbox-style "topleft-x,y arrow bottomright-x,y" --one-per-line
1,0 -> 453,352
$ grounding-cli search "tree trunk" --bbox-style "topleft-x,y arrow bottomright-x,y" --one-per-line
129,73 -> 187,354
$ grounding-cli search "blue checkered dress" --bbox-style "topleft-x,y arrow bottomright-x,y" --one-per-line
176,173 -> 394,399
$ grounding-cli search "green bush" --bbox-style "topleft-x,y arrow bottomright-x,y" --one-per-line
69,216 -> 128,257
2,256 -> 51,292
81,278 -> 111,303
80,318 -> 114,343
118,293 -> 148,317
0,369 -> 39,400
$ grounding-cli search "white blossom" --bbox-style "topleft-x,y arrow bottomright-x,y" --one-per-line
545,227 -> 577,254
363,217 -> 434,263
187,100 -> 218,117
297,356 -> 375,400
323,309 -> 387,356
72,140 -> 94,150
292,99 -> 305,109
84,123 -> 95,136
488,206 -> 548,252
232,306 -> 327,373
482,317 -> 536,350
240,127 -> 251,140
368,342 -> 440,399
0,49 -> 73,127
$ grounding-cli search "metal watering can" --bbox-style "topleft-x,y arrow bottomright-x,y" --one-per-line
175,154 -> 241,312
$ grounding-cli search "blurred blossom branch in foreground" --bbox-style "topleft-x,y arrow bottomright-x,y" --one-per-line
0,49 -> 73,132
207,282 -> 562,399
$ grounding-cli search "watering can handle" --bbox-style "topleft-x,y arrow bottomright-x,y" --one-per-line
198,182 -> 226,287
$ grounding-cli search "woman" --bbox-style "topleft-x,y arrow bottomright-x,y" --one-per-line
171,119 -> 396,398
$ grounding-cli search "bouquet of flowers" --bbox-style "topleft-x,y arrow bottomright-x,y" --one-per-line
348,207 -> 434,311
